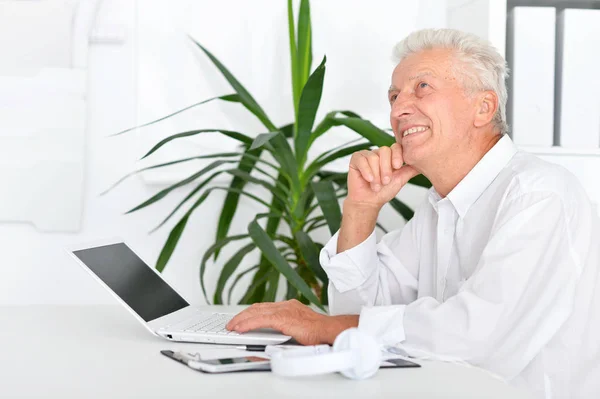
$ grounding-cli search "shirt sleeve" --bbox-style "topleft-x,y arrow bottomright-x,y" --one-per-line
360,192 -> 586,380
319,214 -> 421,316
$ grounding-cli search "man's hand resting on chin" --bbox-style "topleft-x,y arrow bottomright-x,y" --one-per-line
225,299 -> 359,346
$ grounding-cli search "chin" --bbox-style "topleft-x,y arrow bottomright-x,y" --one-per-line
402,151 -> 417,165
402,146 -> 428,167
402,135 -> 432,166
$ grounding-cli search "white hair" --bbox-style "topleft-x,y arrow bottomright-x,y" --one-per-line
392,29 -> 509,135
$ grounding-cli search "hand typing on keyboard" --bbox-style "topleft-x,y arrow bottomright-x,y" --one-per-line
226,299 -> 359,345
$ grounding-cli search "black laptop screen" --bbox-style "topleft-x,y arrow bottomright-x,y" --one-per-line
73,243 -> 189,322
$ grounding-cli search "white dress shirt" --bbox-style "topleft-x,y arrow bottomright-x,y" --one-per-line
320,135 -> 600,398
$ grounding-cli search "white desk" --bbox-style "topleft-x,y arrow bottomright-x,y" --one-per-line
1,305 -> 534,398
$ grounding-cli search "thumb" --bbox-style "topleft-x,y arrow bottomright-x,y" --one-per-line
390,165 -> 420,188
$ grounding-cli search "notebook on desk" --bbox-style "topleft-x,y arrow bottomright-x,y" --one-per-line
67,239 -> 291,346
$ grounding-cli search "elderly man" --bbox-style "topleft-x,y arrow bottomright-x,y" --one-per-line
227,29 -> 600,398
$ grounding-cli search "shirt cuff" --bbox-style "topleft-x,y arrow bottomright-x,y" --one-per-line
358,305 -> 407,346
319,230 -> 378,293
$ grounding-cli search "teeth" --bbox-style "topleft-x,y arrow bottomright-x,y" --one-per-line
402,126 -> 428,137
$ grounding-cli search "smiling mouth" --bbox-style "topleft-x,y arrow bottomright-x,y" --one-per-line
402,126 -> 430,138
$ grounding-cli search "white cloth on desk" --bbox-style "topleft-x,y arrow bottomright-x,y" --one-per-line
320,135 -> 600,399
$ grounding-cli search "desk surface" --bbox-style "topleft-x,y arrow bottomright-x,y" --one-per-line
1,305 -> 533,398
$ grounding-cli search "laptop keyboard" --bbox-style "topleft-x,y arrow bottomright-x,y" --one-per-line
171,312 -> 240,335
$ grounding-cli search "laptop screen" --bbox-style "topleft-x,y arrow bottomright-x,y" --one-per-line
73,243 -> 189,322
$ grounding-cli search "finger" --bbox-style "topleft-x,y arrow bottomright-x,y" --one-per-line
226,308 -> 253,330
364,151 -> 382,190
391,165 -> 419,187
226,301 -> 287,329
228,309 -> 279,331
233,314 -> 283,333
378,146 -> 392,185
226,303 -> 275,330
349,152 -> 374,183
391,143 -> 403,169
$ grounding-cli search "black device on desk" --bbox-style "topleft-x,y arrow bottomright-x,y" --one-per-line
380,358 -> 421,368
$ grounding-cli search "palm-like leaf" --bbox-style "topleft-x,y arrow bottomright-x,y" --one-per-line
239,267 -> 272,304
227,264 -> 258,304
155,184 -> 285,273
311,181 -> 342,235
213,243 -> 256,304
125,160 -> 234,214
309,110 -> 362,145
288,0 -> 299,119
263,269 -> 281,302
303,142 -> 373,183
199,234 -> 250,302
294,230 -> 327,284
295,56 -> 326,167
389,197 -> 415,221
142,129 -> 253,159
155,214 -> 190,273
188,36 -> 277,132
297,0 -> 312,86
250,132 -> 280,150
248,220 -> 322,308
100,152 -> 241,196
111,94 -> 242,136
214,148 -> 263,260
331,117 -> 395,146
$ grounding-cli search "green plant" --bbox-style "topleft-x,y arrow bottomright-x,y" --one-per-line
108,0 -> 431,308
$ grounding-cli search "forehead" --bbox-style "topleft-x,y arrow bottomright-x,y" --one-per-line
391,48 -> 457,85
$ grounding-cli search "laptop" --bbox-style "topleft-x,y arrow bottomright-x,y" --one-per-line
67,239 -> 291,346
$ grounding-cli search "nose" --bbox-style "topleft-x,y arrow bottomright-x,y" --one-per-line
390,92 -> 415,121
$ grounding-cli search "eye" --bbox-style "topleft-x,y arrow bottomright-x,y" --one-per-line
389,94 -> 398,103
418,82 -> 429,89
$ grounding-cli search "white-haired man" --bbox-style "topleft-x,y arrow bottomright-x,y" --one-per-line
227,29 -> 600,398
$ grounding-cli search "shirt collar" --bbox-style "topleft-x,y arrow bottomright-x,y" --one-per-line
428,134 -> 518,218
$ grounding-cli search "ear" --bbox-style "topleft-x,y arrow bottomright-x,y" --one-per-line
473,91 -> 498,128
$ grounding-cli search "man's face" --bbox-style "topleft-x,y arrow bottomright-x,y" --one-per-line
388,48 -> 477,168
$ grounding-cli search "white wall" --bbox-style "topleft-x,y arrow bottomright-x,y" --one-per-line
0,0 -> 445,305
0,0 -> 215,305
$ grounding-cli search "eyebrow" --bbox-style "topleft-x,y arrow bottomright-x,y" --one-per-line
388,71 -> 435,93
408,71 -> 434,81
